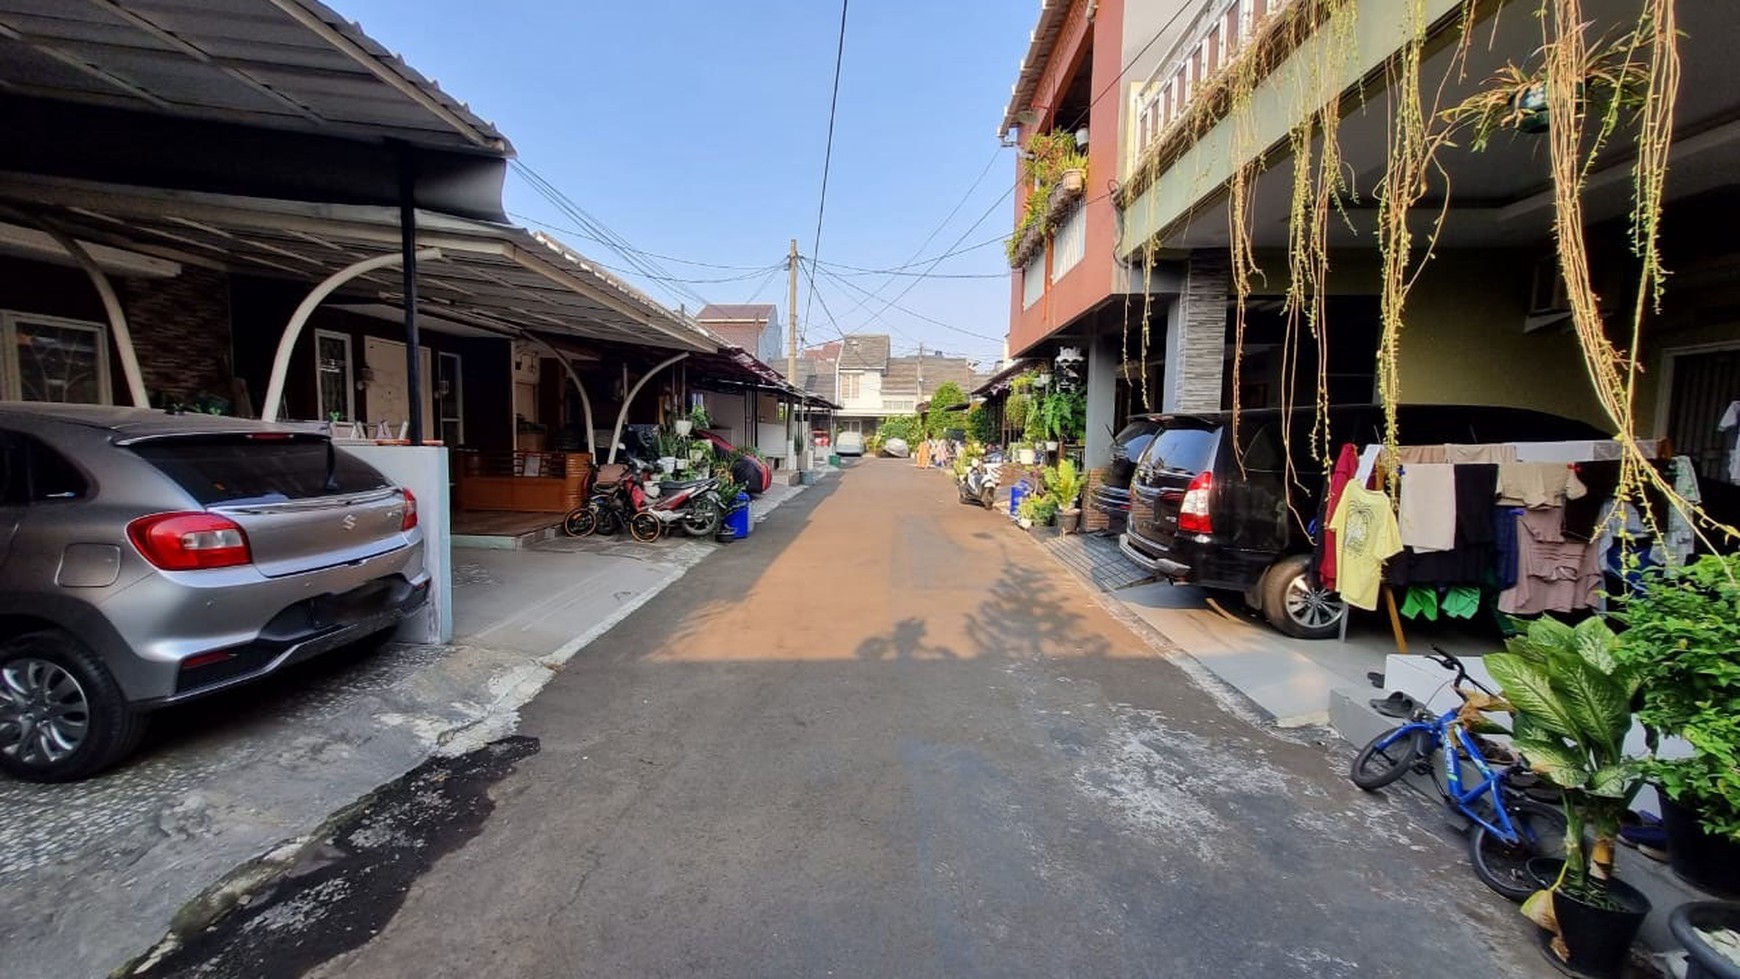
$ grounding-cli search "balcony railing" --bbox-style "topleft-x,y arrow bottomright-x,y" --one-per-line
1129,0 -> 1296,169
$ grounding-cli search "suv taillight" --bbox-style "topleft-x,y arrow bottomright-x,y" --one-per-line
1178,471 -> 1214,534
400,487 -> 419,531
127,512 -> 252,570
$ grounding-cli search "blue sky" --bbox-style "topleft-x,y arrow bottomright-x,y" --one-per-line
338,0 -> 1034,366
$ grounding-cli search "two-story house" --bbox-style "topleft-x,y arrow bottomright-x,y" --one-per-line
696,304 -> 783,365
1005,0 -> 1740,488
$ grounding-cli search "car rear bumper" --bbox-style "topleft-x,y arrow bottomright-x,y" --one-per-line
100,539 -> 429,705
1119,529 -> 1274,592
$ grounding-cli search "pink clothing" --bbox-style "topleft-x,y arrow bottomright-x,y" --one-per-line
1320,444 -> 1360,590
1497,506 -> 1602,615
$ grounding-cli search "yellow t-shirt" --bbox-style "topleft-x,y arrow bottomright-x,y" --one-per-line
1327,483 -> 1403,611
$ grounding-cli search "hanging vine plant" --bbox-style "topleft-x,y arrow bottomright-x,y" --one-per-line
1007,129 -> 1089,267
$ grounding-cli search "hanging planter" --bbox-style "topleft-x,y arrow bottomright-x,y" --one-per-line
1057,167 -> 1085,195
674,419 -> 694,437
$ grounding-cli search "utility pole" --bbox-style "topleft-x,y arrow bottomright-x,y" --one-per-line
787,238 -> 802,470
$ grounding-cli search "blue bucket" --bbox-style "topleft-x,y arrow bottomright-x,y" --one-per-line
726,492 -> 752,538
1008,481 -> 1027,517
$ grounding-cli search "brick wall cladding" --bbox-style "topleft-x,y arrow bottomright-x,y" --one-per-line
1082,467 -> 1110,533
1171,251 -> 1230,412
121,268 -> 234,406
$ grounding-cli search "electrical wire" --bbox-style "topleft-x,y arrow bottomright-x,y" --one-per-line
814,264 -> 1003,344
507,211 -> 777,272
815,234 -> 1006,274
833,182 -> 1014,332
801,0 -> 851,351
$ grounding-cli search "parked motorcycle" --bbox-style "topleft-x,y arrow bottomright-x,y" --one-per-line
958,456 -> 1002,509
564,453 -> 723,542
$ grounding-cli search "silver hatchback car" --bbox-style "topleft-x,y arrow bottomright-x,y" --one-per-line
0,403 -> 429,781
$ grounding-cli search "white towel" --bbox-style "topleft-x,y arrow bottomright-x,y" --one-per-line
1399,463 -> 1457,552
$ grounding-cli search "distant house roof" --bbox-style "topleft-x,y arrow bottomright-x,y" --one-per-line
883,353 -> 976,399
836,334 -> 890,371
697,303 -> 777,322
793,357 -> 838,403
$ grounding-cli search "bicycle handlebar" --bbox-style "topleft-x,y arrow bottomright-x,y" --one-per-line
1427,645 -> 1496,697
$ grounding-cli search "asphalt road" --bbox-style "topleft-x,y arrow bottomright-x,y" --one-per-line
163,460 -> 1557,979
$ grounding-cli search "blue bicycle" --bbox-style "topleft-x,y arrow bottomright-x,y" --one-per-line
1349,649 -> 1566,901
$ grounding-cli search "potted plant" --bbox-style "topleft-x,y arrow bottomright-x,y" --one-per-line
655,429 -> 681,474
1614,554 -> 1740,897
712,469 -> 748,542
1047,459 -> 1084,534
1486,616 -> 1652,979
1028,493 -> 1059,538
1671,902 -> 1740,979
1014,442 -> 1037,466
688,404 -> 711,433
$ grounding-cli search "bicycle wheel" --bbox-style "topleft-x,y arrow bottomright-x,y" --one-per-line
629,511 -> 663,543
563,506 -> 596,538
1350,726 -> 1431,790
1468,798 -> 1567,901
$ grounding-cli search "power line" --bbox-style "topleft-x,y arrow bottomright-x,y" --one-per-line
814,264 -> 1003,344
510,162 -> 712,309
834,182 -> 1015,333
801,0 -> 851,352
814,238 -> 1009,279
507,211 -> 775,272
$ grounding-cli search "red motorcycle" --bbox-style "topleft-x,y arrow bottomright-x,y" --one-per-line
565,458 -> 723,542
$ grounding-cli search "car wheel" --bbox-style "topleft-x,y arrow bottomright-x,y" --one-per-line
0,630 -> 146,782
1262,555 -> 1345,640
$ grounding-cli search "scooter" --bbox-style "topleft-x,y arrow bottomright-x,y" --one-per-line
958,456 -> 1002,509
626,466 -> 724,542
564,451 -> 722,541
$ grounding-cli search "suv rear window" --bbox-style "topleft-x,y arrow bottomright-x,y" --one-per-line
1142,426 -> 1219,475
130,435 -> 391,506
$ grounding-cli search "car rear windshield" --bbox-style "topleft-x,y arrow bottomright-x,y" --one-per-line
130,435 -> 391,506
1142,426 -> 1219,475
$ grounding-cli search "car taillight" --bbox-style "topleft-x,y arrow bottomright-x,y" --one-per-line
400,487 -> 419,531
1178,471 -> 1214,534
127,512 -> 252,570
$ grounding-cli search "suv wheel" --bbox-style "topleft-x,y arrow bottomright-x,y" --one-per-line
0,631 -> 146,782
1261,555 -> 1345,640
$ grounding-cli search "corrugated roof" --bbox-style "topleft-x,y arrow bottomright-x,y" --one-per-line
697,303 -> 777,321
792,357 -> 838,404
883,353 -> 976,398
998,0 -> 1074,139
0,0 -> 510,153
836,334 -> 890,371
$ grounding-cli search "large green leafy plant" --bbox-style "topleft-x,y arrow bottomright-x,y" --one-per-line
1485,617 -> 1646,923
1045,458 -> 1083,509
1614,554 -> 1740,841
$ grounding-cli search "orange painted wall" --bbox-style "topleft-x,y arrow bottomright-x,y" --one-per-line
1007,0 -> 1125,357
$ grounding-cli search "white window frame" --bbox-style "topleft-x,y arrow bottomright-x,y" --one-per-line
0,311 -> 112,405
313,328 -> 355,423
1052,204 -> 1086,280
1022,250 -> 1046,309
840,371 -> 862,402
438,350 -> 465,445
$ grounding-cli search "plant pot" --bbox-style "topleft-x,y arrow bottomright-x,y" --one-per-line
1662,795 -> 1740,898
658,457 -> 676,474
1059,507 -> 1081,534
1671,902 -> 1740,979
1018,448 -> 1036,465
1017,517 -> 1032,529
674,419 -> 693,436
1044,440 -> 1059,452
1532,878 -> 1652,979
1058,168 -> 1086,195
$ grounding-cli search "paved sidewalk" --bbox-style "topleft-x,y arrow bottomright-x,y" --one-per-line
0,481 -> 814,979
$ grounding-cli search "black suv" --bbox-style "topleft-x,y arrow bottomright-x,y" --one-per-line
1090,417 -> 1164,534
1118,404 -> 1606,639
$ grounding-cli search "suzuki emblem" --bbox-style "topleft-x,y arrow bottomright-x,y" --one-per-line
341,514 -> 358,531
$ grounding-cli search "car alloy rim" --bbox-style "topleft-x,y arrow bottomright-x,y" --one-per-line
1284,575 -> 1344,629
0,657 -> 91,767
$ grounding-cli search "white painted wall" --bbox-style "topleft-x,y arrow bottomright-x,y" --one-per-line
343,444 -> 452,644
